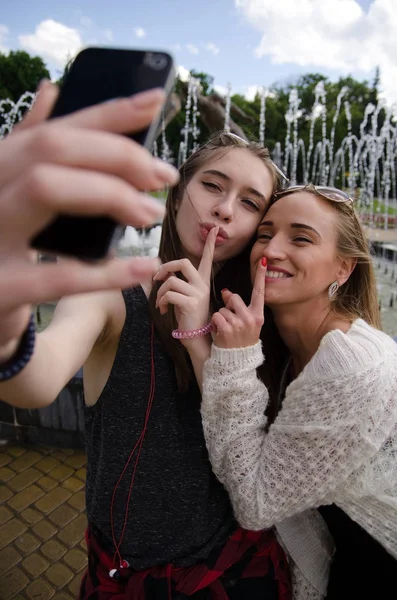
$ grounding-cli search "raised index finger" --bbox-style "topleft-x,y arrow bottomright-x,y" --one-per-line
249,257 -> 266,316
198,226 -> 218,283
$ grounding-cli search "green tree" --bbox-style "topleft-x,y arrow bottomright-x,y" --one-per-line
190,70 -> 214,95
0,50 -> 50,102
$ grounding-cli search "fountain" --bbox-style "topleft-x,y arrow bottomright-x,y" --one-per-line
2,77 -> 397,266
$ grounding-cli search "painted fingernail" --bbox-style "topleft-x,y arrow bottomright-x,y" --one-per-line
130,88 -> 165,107
261,257 -> 267,267
153,158 -> 179,185
221,288 -> 228,293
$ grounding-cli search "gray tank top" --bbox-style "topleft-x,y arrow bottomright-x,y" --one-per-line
84,286 -> 235,569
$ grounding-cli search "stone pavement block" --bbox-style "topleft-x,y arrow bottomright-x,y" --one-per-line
63,547 -> 87,572
0,567 -> 29,600
0,518 -> 27,550
8,467 -> 41,492
35,487 -> 72,515
40,538 -> 67,561
15,531 -> 40,555
22,553 -> 49,578
33,520 -> 57,542
25,579 -> 54,600
0,467 -> 15,483
36,476 -> 58,492
45,563 -> 73,589
75,468 -> 86,482
68,573 -> 83,597
21,507 -> 43,526
11,451 -> 42,473
62,477 -> 84,493
52,594 -> 74,600
57,514 -> 87,548
62,449 -> 75,456
8,484 -> 44,512
49,505 -> 77,528
51,451 -> 67,462
35,457 -> 60,474
0,506 -> 13,526
0,454 -> 11,468
68,491 -> 85,512
48,465 -> 74,482
0,486 -> 12,503
7,447 -> 26,458
0,545 -> 22,577
64,454 -> 86,470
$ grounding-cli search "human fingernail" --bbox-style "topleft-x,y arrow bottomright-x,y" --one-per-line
141,194 -> 166,217
221,288 -> 228,293
153,158 -> 179,185
261,257 -> 267,267
130,88 -> 165,107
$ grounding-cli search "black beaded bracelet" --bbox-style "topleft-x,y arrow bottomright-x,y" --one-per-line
0,314 -> 36,382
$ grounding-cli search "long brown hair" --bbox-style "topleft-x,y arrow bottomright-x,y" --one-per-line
260,187 -> 381,424
149,131 -> 283,391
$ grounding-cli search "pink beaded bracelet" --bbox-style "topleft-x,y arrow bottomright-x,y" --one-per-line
172,323 -> 213,340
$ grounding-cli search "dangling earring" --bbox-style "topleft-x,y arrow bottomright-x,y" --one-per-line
328,281 -> 339,300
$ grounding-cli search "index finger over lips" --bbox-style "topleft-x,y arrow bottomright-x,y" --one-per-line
249,257 -> 266,316
198,226 -> 218,284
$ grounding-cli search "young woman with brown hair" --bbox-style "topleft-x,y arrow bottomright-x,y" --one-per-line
0,86 -> 291,597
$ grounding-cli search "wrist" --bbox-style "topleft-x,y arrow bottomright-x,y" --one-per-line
0,338 -> 21,365
172,323 -> 213,340
0,315 -> 36,381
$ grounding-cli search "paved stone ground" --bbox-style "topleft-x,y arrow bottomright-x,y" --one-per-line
0,445 -> 87,600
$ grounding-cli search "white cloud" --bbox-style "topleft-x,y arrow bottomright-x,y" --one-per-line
0,24 -> 9,54
245,85 -> 261,101
19,19 -> 83,67
205,42 -> 220,55
134,27 -> 146,39
186,44 -> 199,55
177,65 -> 190,82
214,84 -> 228,97
236,0 -> 397,105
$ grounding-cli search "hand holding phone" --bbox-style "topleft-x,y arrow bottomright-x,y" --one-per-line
30,47 -> 175,261
0,80 -> 180,355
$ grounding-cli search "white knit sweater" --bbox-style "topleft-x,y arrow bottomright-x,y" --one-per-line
201,319 -> 397,598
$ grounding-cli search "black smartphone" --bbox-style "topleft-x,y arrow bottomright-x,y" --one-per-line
30,47 -> 175,261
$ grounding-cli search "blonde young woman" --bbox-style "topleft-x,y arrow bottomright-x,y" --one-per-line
193,185 -> 397,599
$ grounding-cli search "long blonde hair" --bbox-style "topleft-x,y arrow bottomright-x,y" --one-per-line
330,199 -> 381,329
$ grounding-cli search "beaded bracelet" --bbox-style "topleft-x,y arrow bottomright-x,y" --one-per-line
172,323 -> 213,340
0,314 -> 36,382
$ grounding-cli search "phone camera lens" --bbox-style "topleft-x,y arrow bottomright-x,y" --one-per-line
145,53 -> 168,70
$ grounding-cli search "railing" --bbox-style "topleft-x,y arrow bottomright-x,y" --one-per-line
0,369 -> 85,449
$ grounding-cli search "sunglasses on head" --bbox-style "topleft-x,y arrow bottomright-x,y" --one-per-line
274,183 -> 354,205
218,131 -> 290,190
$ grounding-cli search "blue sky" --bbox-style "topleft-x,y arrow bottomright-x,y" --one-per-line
1,0 -> 394,102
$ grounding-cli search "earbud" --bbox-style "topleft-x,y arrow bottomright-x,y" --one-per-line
109,568 -> 120,579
